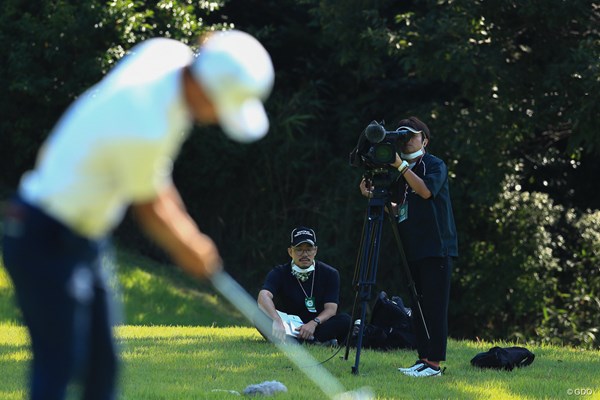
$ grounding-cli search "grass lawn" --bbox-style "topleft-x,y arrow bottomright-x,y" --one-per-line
1,248 -> 599,399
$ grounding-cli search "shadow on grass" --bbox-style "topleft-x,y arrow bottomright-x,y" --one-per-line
0,286 -> 21,324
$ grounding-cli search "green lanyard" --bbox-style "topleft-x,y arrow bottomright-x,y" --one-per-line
296,271 -> 317,313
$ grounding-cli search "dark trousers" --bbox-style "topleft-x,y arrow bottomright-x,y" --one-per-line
313,313 -> 352,343
409,256 -> 452,362
2,197 -> 119,400
257,311 -> 352,344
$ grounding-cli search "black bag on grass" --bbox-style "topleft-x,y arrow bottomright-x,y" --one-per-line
470,346 -> 535,371
371,291 -> 413,332
350,291 -> 416,350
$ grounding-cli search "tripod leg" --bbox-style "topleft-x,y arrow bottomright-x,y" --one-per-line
351,298 -> 369,375
343,291 -> 359,361
344,206 -> 370,361
350,197 -> 386,374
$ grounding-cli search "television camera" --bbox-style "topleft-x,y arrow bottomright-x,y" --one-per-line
349,120 -> 420,169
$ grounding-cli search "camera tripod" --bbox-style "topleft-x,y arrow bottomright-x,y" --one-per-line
343,169 -> 430,375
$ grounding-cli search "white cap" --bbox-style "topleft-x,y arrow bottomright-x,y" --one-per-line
191,30 -> 274,143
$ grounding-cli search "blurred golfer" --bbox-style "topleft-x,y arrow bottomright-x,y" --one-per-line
2,30 -> 274,399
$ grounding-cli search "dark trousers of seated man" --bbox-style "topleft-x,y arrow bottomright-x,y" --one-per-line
256,312 -> 352,344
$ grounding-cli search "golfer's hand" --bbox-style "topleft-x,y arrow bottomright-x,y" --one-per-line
132,184 -> 223,280
199,245 -> 223,277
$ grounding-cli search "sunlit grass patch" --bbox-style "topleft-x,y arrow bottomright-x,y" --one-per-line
1,323 -> 600,399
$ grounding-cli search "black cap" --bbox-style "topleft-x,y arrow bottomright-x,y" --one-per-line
290,227 -> 317,247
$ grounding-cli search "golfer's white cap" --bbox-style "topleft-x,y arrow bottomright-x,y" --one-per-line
191,30 -> 274,143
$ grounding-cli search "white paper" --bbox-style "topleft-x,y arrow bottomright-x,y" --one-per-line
277,310 -> 304,337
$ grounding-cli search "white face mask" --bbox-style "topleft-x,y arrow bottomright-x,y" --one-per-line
400,147 -> 424,161
291,262 -> 315,282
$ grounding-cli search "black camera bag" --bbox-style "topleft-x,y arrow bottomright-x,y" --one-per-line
350,291 -> 416,350
470,346 -> 535,371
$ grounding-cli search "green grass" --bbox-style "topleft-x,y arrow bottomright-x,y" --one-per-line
1,249 -> 600,399
0,248 -> 244,327
113,249 -> 245,327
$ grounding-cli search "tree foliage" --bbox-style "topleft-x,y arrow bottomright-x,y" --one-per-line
0,1 -> 111,188
1,0 -> 598,348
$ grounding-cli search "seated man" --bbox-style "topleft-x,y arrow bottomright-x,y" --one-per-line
257,227 -> 351,345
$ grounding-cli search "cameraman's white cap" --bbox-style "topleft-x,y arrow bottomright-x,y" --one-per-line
191,30 -> 274,142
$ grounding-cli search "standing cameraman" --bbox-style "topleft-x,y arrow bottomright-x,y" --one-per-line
359,116 -> 458,377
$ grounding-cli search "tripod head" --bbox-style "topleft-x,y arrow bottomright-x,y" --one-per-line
363,168 -> 394,200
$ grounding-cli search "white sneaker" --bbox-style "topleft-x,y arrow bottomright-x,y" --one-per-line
398,360 -> 425,373
404,363 -> 443,377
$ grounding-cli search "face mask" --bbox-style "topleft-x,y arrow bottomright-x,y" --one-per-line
400,147 -> 424,161
291,263 -> 315,282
